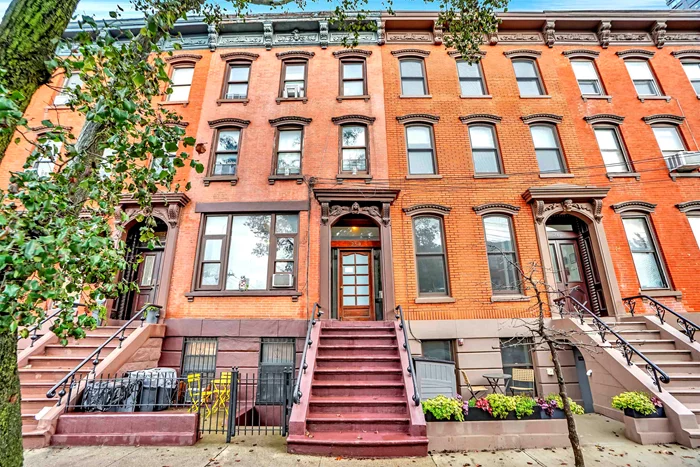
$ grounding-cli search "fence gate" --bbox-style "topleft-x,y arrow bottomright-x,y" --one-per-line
197,367 -> 294,442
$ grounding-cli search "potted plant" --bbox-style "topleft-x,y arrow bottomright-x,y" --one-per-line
421,395 -> 466,422
513,395 -> 537,420
611,392 -> 665,418
485,394 -> 517,420
538,394 -> 585,419
464,397 -> 493,421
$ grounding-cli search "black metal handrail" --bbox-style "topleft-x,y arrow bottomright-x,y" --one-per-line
293,303 -> 323,404
555,295 -> 670,391
17,303 -> 84,348
46,303 -> 162,405
395,305 -> 420,406
624,294 -> 699,344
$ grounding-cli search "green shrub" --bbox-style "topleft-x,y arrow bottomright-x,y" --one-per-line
485,394 -> 517,419
513,395 -> 536,419
546,393 -> 585,415
422,395 -> 465,422
611,392 -> 660,416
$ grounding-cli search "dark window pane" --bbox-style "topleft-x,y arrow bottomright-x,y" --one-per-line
422,340 -> 453,361
414,217 -> 444,253
487,253 -> 520,293
417,256 -> 447,294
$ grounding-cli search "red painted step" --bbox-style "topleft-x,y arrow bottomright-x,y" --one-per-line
287,432 -> 428,457
309,396 -> 408,414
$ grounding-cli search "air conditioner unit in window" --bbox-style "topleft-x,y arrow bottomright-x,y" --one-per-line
272,273 -> 294,288
667,151 -> 700,172
284,85 -> 302,98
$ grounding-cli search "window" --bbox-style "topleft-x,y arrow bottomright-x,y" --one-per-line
340,125 -> 368,174
167,66 -> 194,101
274,127 -> 303,176
594,127 -> 630,173
456,60 -> 486,96
258,338 -> 295,404
413,216 -> 449,296
622,216 -> 668,289
54,74 -> 83,106
469,125 -> 501,174
211,129 -> 240,176
340,60 -> 366,97
280,61 -> 306,98
406,125 -> 436,175
571,60 -> 603,95
422,340 -> 454,362
181,338 -> 218,379
400,59 -> 427,96
624,60 -> 660,97
513,59 -> 544,96
484,215 -> 520,294
32,140 -> 62,177
681,62 -> 700,96
652,126 -> 686,161
151,145 -> 177,176
195,213 -> 299,291
688,216 -> 700,249
500,338 -> 534,393
222,63 -> 250,99
530,124 -> 565,174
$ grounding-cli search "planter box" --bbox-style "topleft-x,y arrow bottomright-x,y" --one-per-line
623,407 -> 665,418
464,408 -> 493,421
424,412 -> 460,422
539,407 -> 566,419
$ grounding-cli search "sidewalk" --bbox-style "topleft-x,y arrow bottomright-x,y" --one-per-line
24,415 -> 700,467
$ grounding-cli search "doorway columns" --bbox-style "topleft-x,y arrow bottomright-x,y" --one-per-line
522,185 -> 625,317
314,188 -> 400,320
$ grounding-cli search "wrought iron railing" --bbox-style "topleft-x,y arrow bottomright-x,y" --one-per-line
395,305 -> 420,405
293,303 -> 323,404
624,294 -> 699,344
17,303 -> 83,348
555,295 -> 670,391
46,303 -> 162,405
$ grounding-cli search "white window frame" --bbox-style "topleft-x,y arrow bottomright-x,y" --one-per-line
624,60 -> 660,97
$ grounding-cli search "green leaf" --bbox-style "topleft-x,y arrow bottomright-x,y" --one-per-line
132,73 -> 146,87
0,97 -> 18,111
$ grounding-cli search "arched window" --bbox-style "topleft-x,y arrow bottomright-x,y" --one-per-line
406,124 -> 436,175
399,58 -> 428,96
412,216 -> 449,296
468,124 -> 502,175
340,124 -> 368,175
529,124 -> 565,174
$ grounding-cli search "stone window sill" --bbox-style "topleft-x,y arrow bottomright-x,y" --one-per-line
474,173 -> 509,179
217,98 -> 249,106
276,97 -> 308,104
540,173 -> 574,179
406,174 -> 443,180
670,172 -> 700,181
268,175 -> 304,185
520,95 -> 552,99
337,95 -> 370,102
638,95 -> 671,103
159,100 -> 189,107
491,294 -> 531,303
415,296 -> 456,304
607,172 -> 641,181
638,289 -> 682,299
186,290 -> 301,302
336,174 -> 373,184
204,175 -> 238,186
461,95 -> 493,99
582,94 -> 612,103
400,94 -> 432,99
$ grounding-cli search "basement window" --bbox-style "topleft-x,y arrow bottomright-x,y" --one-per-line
257,338 -> 295,405
181,337 -> 218,379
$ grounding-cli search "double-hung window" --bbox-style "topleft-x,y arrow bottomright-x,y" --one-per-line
167,66 -> 194,101
54,74 -> 83,106
622,216 -> 668,289
274,127 -> 303,176
340,60 -> 366,97
513,59 -> 544,96
195,213 -> 299,291
624,60 -> 660,97
457,60 -> 486,96
222,63 -> 250,99
681,61 -> 700,96
400,59 -> 427,96
211,129 -> 240,176
594,127 -> 631,173
483,215 -> 520,294
530,124 -> 565,174
688,216 -> 700,249
469,125 -> 501,174
652,126 -> 686,166
258,338 -> 295,404
33,140 -> 62,177
571,60 -> 603,96
340,125 -> 368,174
280,61 -> 306,99
406,125 -> 436,175
413,216 -> 449,296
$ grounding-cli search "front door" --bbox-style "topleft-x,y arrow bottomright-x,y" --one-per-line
131,250 -> 163,316
338,249 -> 373,321
548,238 -> 590,311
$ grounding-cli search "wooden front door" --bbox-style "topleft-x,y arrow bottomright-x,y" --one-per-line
548,238 -> 591,311
338,250 -> 373,321
131,250 -> 163,316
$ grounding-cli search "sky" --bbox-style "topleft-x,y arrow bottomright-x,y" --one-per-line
0,0 -> 670,19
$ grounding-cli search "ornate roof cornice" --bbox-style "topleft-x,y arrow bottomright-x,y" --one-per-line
611,201 -> 656,214
615,49 -> 655,59
391,48 -> 430,58
503,49 -> 542,59
521,114 -> 563,125
671,49 -> 700,60
473,203 -> 521,216
583,114 -> 625,125
331,115 -> 376,125
677,200 -> 700,213
562,49 -> 600,59
333,49 -> 372,58
165,53 -> 202,63
208,118 -> 251,129
642,114 -> 685,125
460,114 -> 502,125
396,114 -> 440,125
220,51 -> 260,61
275,50 -> 315,60
269,116 -> 312,127
403,204 -> 452,217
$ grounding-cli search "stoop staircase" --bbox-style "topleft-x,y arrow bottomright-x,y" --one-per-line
287,320 -> 428,457
19,325 -> 136,448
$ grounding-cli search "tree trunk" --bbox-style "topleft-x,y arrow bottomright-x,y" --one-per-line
0,331 -> 23,467
547,339 -> 585,467
0,0 -> 81,159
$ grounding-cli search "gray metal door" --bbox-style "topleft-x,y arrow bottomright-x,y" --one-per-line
573,348 -> 594,413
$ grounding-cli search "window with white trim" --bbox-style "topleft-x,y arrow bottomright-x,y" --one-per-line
167,66 -> 194,101
571,60 -> 603,96
456,60 -> 486,96
406,125 -> 436,175
594,127 -> 631,173
624,60 -> 660,97
54,74 -> 83,106
513,59 -> 544,96
468,124 -> 502,174
222,63 -> 250,99
400,59 -> 427,96
32,140 -> 62,177
621,216 -> 668,289
530,124 -> 565,174
681,61 -> 700,96
652,126 -> 686,160
688,216 -> 700,249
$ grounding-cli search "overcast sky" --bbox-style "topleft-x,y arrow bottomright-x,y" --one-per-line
0,0 -> 670,19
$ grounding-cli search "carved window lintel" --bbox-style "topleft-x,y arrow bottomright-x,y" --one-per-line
677,200 -> 700,214
165,54 -> 202,65
583,114 -> 625,125
208,118 -> 250,129
616,49 -> 655,60
391,49 -> 430,58
269,116 -> 312,127
642,114 -> 685,126
403,204 -> 452,217
611,201 -> 657,214
460,114 -> 502,125
503,49 -> 542,59
396,114 -> 440,125
331,115 -> 376,126
473,203 -> 520,216
521,113 -> 563,125
220,52 -> 259,61
562,49 -> 600,60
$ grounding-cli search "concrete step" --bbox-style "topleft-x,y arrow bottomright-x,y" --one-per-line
86,326 -> 137,337
26,356 -> 99,369
64,336 -> 126,346
321,329 -> 395,338
605,322 -> 651,331
317,344 -> 399,357
22,430 -> 49,449
19,367 -> 91,383
309,396 -> 407,414
323,321 -> 394,329
663,375 -> 700,389
20,381 -> 58,398
626,340 -> 679,351
319,336 -> 397,346
21,397 -> 58,412
22,414 -> 39,431
313,368 -> 404,382
615,330 -> 662,340
637,361 -> 700,375
631,350 -> 693,363
44,344 -> 116,357
50,433 -> 196,447
667,389 -> 700,405
287,432 -> 428,457
315,355 -> 402,369
311,381 -> 405,398
306,413 -> 411,433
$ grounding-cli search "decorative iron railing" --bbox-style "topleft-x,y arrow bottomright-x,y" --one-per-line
395,305 -> 420,406
293,303 -> 323,404
555,295 -> 670,391
18,302 -> 84,348
46,303 -> 162,405
624,294 -> 699,344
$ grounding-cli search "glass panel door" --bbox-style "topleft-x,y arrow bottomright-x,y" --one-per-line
338,250 -> 373,321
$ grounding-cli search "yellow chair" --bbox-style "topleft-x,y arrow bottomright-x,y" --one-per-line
186,373 -> 213,418
460,370 -> 488,400
509,368 -> 536,396
211,372 -> 233,418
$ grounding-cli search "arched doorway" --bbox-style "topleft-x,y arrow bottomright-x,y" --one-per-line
112,218 -> 168,321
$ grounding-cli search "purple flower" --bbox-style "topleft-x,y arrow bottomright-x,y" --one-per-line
650,396 -> 663,408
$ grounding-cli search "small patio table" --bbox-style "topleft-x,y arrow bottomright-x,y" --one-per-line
482,373 -> 511,394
